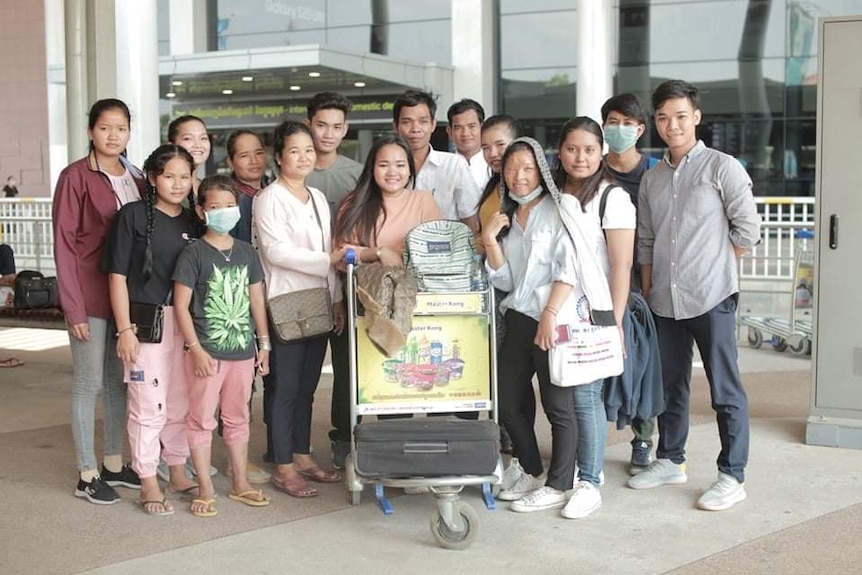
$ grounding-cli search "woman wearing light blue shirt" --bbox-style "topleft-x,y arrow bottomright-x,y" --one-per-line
482,138 -> 580,515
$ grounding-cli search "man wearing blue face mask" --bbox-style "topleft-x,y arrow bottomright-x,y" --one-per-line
600,93 -> 659,475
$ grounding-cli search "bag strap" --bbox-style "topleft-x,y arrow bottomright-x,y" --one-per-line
308,190 -> 330,289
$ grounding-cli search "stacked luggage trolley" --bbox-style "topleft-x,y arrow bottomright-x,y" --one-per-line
739,229 -> 814,356
342,221 -> 502,550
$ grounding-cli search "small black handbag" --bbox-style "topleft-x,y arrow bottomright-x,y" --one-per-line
128,302 -> 165,344
13,271 -> 59,309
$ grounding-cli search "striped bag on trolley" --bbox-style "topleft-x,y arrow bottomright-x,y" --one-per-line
403,220 -> 476,292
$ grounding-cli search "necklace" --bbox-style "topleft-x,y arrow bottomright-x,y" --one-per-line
205,238 -> 234,262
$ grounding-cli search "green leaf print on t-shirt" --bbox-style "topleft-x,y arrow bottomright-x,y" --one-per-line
204,263 -> 251,352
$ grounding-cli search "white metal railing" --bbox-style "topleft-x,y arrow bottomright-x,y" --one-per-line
0,197 -> 816,280
742,197 -> 816,280
0,198 -> 55,275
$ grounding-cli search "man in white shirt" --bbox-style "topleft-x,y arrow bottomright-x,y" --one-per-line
393,89 -> 481,231
447,99 -> 490,191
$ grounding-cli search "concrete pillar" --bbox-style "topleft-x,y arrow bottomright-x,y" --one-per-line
576,0 -> 613,123
114,0 -> 160,166
170,0 -> 209,55
64,0 -> 89,161
451,0 -> 496,116
86,0 -> 116,101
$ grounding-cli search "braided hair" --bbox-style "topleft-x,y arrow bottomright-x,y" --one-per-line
140,144 -> 196,281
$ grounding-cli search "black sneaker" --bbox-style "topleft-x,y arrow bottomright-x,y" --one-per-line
101,464 -> 142,489
331,440 -> 350,470
74,475 -> 121,505
629,440 -> 653,475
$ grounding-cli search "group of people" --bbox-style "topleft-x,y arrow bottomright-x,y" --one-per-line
52,78 -> 759,520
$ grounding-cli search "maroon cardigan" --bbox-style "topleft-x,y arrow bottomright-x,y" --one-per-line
52,152 -> 145,327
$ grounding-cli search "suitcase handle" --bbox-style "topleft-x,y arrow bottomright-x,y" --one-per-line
403,441 -> 449,454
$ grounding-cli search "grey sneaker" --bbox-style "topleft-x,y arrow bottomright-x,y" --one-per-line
501,457 -> 524,491
697,472 -> 747,511
497,472 -> 545,501
629,440 -> 653,475
626,459 -> 687,490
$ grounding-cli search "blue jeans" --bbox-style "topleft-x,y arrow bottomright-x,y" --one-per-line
573,380 -> 606,487
69,316 -> 126,472
654,295 -> 749,483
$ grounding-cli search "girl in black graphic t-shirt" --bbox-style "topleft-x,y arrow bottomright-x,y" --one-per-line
103,144 -> 201,515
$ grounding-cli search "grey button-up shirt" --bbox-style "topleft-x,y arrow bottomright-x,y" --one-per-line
637,141 -> 761,319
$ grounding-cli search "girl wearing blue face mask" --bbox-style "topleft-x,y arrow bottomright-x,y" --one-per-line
103,144 -> 202,515
252,121 -> 352,499
173,175 -> 272,517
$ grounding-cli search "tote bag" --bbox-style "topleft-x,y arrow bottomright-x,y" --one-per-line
537,285 -> 624,387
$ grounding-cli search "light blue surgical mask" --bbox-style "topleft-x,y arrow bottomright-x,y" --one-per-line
204,206 -> 241,235
508,186 -> 543,205
604,124 -> 640,154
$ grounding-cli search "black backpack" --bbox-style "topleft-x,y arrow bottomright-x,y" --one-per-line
14,271 -> 59,309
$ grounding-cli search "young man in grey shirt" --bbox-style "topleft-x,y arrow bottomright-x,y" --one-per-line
304,92 -> 363,469
627,80 -> 761,511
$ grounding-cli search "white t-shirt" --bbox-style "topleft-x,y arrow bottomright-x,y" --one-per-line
581,184 -> 637,276
105,168 -> 141,207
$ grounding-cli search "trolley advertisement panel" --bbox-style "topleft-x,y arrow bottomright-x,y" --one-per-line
355,297 -> 492,415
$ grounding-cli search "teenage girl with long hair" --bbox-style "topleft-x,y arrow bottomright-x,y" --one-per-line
104,144 -> 202,514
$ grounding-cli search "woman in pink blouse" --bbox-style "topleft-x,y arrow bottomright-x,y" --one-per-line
334,134 -> 441,259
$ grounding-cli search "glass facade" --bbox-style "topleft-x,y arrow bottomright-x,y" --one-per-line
501,0 -> 862,197
215,0 -> 452,65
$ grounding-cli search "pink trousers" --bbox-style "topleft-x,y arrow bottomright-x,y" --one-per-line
185,355 -> 255,449
125,307 -> 189,479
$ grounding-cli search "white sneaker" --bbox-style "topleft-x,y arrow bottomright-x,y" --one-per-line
497,472 -> 545,501
561,481 -> 602,519
510,486 -> 568,513
501,458 -> 524,491
626,459 -> 687,490
697,472 -> 747,511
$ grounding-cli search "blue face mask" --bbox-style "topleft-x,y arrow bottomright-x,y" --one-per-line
508,186 -> 543,205
204,206 -> 241,235
604,124 -> 640,154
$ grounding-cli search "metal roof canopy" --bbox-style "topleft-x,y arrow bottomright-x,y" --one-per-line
158,45 -> 455,127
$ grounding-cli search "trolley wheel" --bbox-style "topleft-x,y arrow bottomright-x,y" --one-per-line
430,502 -> 479,550
747,328 -> 763,349
770,337 -> 788,353
789,336 -> 811,357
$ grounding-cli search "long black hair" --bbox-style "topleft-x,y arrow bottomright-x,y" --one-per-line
475,114 -> 519,213
552,116 -> 613,211
334,134 -> 415,248
140,144 -> 198,280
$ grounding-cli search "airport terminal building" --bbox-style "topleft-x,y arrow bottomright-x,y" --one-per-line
1,0 -> 860,197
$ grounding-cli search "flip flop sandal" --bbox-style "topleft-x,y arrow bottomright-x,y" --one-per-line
190,497 -> 218,517
228,489 -> 271,507
296,465 -> 341,483
271,475 -> 318,498
139,498 -> 175,516
0,358 -> 24,368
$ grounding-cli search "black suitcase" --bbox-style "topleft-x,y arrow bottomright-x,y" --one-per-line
353,418 -> 500,478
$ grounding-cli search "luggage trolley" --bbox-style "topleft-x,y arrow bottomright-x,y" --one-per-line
739,229 -> 814,356
342,244 -> 501,550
